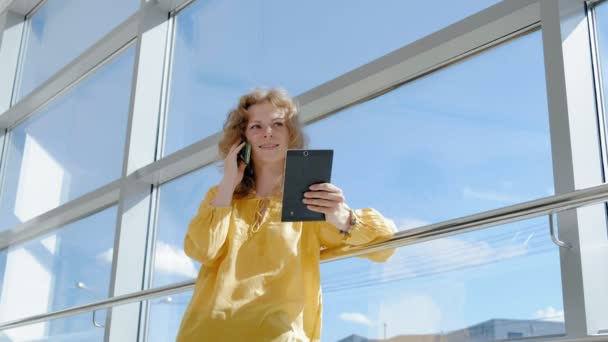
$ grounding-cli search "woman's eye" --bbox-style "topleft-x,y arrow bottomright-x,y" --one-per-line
274,122 -> 284,127
250,125 -> 261,129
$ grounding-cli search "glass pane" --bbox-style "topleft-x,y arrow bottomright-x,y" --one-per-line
306,31 -> 552,223
307,31 -> 561,341
152,164 -> 222,288
320,219 -> 563,341
0,46 -> 135,232
15,0 -> 139,101
147,292 -> 192,342
0,206 -> 116,341
163,0 -> 500,156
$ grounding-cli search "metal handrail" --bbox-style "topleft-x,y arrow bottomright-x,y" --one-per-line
2,182 -> 608,331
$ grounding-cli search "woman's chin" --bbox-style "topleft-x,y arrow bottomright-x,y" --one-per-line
253,151 -> 287,164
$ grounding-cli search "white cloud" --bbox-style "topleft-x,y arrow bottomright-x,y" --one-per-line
154,241 -> 198,279
97,248 -> 113,264
377,295 -> 442,336
339,312 -> 374,327
96,242 -> 198,279
535,306 -> 564,322
463,186 -> 521,203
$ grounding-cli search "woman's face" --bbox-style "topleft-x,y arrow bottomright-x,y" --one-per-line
244,101 -> 290,165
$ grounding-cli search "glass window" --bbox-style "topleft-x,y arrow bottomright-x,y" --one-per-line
0,46 -> 135,232
146,30 -> 560,341
319,219 -> 563,341
152,164 -> 222,288
147,292 -> 192,342
305,31 -> 552,224
162,0 -> 500,156
144,165 -> 223,341
0,206 -> 116,342
15,0 -> 139,101
307,31 -> 561,341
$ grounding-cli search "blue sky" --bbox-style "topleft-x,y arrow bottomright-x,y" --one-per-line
0,0 -> 572,341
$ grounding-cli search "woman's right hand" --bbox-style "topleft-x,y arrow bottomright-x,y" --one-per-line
221,141 -> 248,190
212,141 -> 248,207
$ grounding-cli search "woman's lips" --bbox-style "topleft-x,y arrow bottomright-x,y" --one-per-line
259,144 -> 279,150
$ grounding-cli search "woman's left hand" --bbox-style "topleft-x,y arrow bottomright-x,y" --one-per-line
303,183 -> 351,231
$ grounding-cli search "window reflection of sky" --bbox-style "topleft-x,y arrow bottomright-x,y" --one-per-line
0,46 -> 135,340
17,0 -> 139,100
0,206 -> 115,341
0,47 -> 135,232
162,0 -> 503,156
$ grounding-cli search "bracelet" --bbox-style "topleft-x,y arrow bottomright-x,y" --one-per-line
339,208 -> 357,237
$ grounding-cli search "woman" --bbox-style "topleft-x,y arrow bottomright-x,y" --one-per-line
176,88 -> 397,341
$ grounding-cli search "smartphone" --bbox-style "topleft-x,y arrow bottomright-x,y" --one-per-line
238,140 -> 251,164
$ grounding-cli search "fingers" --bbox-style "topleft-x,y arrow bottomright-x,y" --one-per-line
304,183 -> 344,209
229,141 -> 246,155
306,204 -> 329,213
303,191 -> 343,202
302,197 -> 341,208
308,183 -> 341,193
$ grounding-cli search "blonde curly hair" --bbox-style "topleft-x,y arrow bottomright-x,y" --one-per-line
218,88 -> 306,198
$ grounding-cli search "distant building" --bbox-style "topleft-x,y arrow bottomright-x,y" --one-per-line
455,318 -> 564,342
337,334 -> 380,342
335,318 -> 564,342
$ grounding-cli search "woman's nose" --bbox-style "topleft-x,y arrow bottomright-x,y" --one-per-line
263,126 -> 273,137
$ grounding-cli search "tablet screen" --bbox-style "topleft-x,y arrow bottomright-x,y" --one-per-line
281,149 -> 333,222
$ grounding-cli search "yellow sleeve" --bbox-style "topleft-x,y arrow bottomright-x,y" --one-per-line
184,186 -> 233,266
316,208 -> 398,263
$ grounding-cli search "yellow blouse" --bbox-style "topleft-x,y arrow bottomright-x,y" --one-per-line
176,186 -> 397,342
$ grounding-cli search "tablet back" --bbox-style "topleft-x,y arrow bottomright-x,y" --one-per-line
281,149 -> 333,222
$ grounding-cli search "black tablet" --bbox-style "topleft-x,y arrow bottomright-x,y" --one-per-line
281,149 -> 334,222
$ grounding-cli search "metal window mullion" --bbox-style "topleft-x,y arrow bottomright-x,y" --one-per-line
104,1 -> 171,341
541,0 -> 608,338
136,10 -> 178,342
